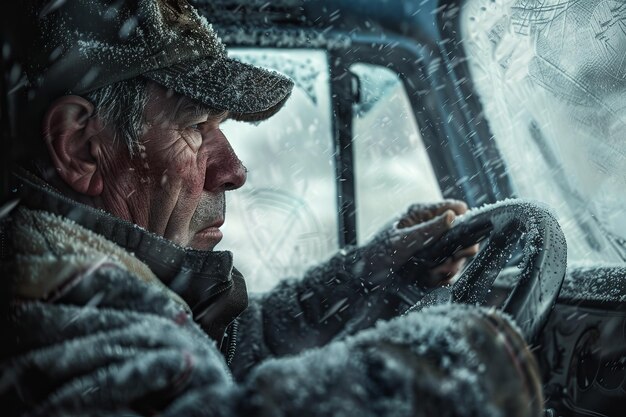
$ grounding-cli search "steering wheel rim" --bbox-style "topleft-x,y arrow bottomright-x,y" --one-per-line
408,200 -> 567,343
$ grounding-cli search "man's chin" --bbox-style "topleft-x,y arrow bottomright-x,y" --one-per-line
188,227 -> 223,251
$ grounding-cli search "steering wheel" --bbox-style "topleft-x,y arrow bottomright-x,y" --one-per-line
406,200 -> 567,343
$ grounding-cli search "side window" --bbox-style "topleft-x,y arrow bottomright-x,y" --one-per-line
351,63 -> 442,243
217,49 -> 338,292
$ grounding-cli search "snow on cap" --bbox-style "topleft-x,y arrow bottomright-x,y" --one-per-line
22,0 -> 294,122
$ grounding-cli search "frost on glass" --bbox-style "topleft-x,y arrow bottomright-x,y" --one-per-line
461,0 -> 626,263
216,49 -> 338,293
351,63 -> 442,243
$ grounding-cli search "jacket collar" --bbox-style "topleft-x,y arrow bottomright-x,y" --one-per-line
14,170 -> 248,343
13,170 -> 241,315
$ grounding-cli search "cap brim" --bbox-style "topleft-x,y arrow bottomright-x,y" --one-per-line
143,57 -> 294,122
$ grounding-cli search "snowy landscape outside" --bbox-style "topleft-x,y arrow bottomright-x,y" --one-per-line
217,50 -> 442,292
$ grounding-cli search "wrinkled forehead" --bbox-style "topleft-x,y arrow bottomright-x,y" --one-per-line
511,0 -> 626,112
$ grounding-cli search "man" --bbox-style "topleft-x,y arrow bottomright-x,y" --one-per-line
0,1 -> 543,416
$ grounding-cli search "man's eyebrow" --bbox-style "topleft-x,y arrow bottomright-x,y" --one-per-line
174,97 -> 228,122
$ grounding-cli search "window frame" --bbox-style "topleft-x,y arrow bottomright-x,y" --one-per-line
214,22 -> 514,247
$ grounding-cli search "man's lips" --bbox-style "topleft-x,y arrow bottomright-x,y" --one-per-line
195,220 -> 224,242
196,227 -> 223,241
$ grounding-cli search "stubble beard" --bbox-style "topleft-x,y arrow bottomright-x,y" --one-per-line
187,192 -> 226,248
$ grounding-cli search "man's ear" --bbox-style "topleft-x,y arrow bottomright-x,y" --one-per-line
43,95 -> 105,196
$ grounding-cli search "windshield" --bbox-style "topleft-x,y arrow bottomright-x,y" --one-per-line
218,49 -> 339,292
461,0 -> 626,264
217,50 -> 443,292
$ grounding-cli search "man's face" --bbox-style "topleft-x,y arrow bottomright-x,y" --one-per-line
98,82 -> 247,250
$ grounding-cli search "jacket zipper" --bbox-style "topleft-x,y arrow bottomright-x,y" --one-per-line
225,318 -> 239,366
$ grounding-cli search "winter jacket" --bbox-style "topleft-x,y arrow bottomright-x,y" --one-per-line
0,171 -> 543,417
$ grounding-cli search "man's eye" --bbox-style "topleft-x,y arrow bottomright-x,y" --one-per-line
188,123 -> 202,131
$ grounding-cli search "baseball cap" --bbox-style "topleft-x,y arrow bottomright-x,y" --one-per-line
19,0 -> 294,122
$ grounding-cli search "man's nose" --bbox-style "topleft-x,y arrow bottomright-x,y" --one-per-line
203,132 -> 247,192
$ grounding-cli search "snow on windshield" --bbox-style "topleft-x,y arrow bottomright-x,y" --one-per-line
351,63 -> 442,242
216,49 -> 339,293
217,51 -> 444,292
461,0 -> 626,263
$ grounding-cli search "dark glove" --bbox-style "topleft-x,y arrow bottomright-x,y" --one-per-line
365,306 -> 543,417
242,304 -> 543,417
353,200 -> 479,288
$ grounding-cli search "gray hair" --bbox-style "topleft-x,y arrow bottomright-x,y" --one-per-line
83,77 -> 148,156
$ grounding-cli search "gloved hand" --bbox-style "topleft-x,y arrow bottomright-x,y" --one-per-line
357,305 -> 544,417
244,304 -> 543,417
353,200 -> 479,288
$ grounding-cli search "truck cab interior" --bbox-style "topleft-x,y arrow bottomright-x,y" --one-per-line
199,1 -> 626,415
2,0 -> 625,415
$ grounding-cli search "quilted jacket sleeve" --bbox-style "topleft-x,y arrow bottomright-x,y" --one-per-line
1,264 -> 541,417
0,265 -> 232,417
231,245 -> 418,378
